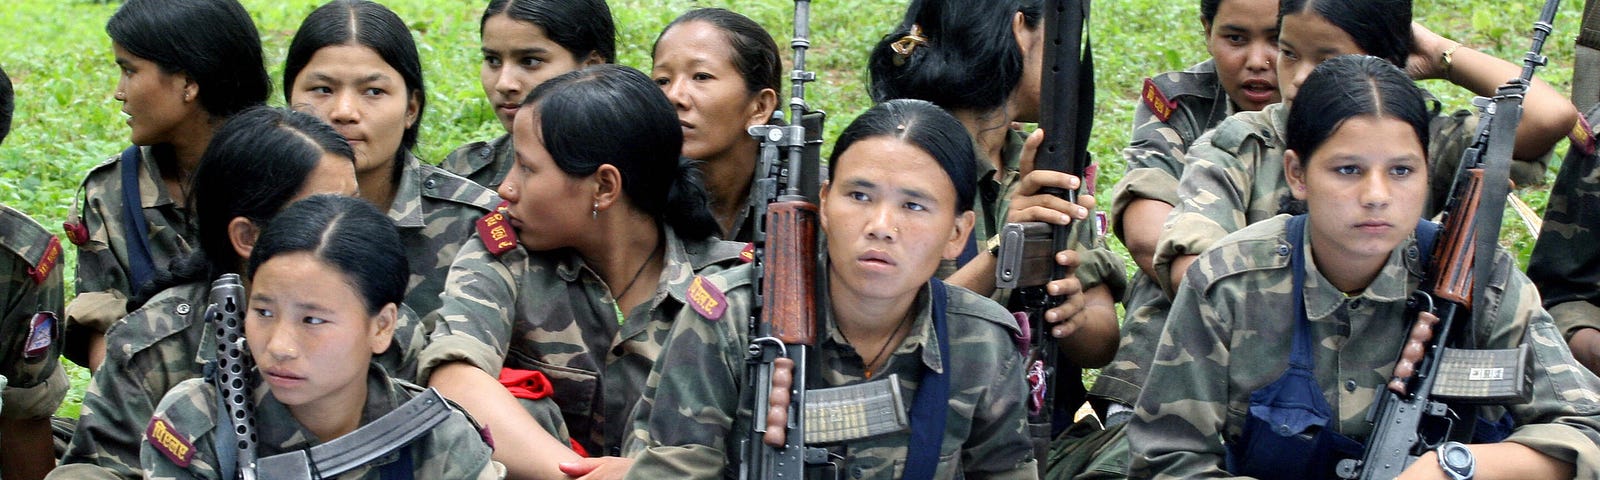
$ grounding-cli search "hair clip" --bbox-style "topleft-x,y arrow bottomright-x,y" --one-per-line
891,24 -> 928,66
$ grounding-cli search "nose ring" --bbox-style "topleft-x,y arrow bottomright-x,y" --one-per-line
893,227 -> 900,234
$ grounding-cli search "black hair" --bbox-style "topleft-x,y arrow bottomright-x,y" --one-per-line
867,0 -> 1041,111
1287,55 -> 1429,163
521,65 -> 720,240
1279,0 -> 1412,68
106,0 -> 270,119
1201,0 -> 1223,23
133,106 -> 355,307
284,0 -> 426,155
482,0 -> 617,64
830,99 -> 977,213
249,194 -> 406,315
654,8 -> 782,96
0,65 -> 11,145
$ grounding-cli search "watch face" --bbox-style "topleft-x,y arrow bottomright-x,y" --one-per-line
1444,446 -> 1472,467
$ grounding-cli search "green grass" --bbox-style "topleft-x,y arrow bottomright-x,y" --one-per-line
0,0 -> 1584,418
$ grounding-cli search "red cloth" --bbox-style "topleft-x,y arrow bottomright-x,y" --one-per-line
498,367 -> 554,400
496,368 -> 589,457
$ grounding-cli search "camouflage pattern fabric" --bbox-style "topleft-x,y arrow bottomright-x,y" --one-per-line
1528,105 -> 1600,339
52,281 -> 424,480
623,266 -> 1038,479
140,368 -> 503,479
1095,61 -> 1232,412
64,146 -> 196,366
1151,99 -> 1514,297
1129,215 -> 1600,479
439,134 -> 516,192
0,203 -> 67,420
418,226 -> 747,457
957,129 -> 1128,300
388,154 -> 501,324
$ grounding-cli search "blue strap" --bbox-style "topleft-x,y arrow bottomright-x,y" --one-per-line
1286,215 -> 1315,370
1414,220 -> 1441,266
903,279 -> 951,480
119,145 -> 158,292
379,449 -> 414,480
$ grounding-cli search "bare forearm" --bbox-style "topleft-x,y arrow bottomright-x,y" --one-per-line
1121,199 -> 1172,278
1167,254 -> 1198,298
1400,443 -> 1574,480
1568,328 -> 1600,374
431,362 -> 580,480
946,253 -> 998,296
1446,47 -> 1575,160
0,416 -> 55,480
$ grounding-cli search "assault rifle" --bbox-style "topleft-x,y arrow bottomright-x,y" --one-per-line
1334,2 -> 1556,478
739,0 -> 830,477
206,273 -> 257,480
993,0 -> 1095,465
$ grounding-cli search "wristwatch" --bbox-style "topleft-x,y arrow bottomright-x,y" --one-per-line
985,234 -> 1004,257
1437,441 -> 1475,480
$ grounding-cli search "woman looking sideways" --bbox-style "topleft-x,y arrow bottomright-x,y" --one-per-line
283,0 -> 500,324
63,0 -> 271,372
440,0 -> 615,191
141,195 -> 503,479
53,107 -> 361,480
421,65 -> 743,480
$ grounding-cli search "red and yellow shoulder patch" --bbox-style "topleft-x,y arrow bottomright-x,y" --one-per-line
63,219 -> 89,246
1571,113 -> 1596,156
27,236 -> 61,285
739,243 -> 755,263
475,202 -> 517,256
145,416 -> 194,468
1142,78 -> 1177,123
687,276 -> 728,320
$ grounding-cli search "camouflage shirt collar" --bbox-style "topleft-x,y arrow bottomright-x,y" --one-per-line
975,129 -> 1027,186
256,366 -> 406,456
552,224 -> 707,305
824,282 -> 945,374
1299,219 -> 1418,320
387,153 -> 428,228
135,146 -> 180,210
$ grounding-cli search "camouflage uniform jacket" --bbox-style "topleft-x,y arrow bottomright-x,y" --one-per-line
1528,104 -> 1600,340
1129,215 -> 1600,479
1152,100 -> 1493,297
418,225 -> 748,456
439,134 -> 515,192
388,153 -> 500,322
964,129 -> 1127,300
0,204 -> 66,419
53,281 -> 424,480
64,146 -> 196,365
624,267 -> 1038,479
141,368 -> 503,479
1095,60 -> 1232,408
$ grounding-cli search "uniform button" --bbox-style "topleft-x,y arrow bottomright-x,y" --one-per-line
850,465 -> 865,478
175,303 -> 191,315
1406,246 -> 1419,260
1275,244 -> 1291,256
479,148 -> 491,158
1344,379 -> 1358,392
1277,424 -> 1292,435
1349,299 -> 1362,310
424,178 -> 437,189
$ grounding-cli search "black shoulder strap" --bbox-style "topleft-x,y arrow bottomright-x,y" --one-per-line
119,145 -> 158,292
903,279 -> 951,480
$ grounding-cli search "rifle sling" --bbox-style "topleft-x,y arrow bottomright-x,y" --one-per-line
254,387 -> 453,480
119,145 -> 158,292
902,279 -> 950,480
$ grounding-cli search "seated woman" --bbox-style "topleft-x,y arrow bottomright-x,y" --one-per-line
1130,55 -> 1600,479
53,107 -> 362,480
141,194 -> 502,479
420,64 -> 743,480
625,99 -> 1037,479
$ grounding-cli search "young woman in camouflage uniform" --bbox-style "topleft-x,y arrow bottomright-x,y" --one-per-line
438,0 -> 615,192
63,0 -> 271,372
650,8 -> 781,242
1097,0 -> 1281,427
1130,54 -> 1600,480
52,107 -> 362,480
284,0 -> 500,324
0,65 -> 67,480
867,0 -> 1124,372
626,99 -> 1039,480
142,195 -> 503,480
421,65 -> 744,480
1153,0 -> 1577,298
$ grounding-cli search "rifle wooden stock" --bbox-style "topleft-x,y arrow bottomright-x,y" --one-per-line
761,201 -> 819,345
1430,170 -> 1486,308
